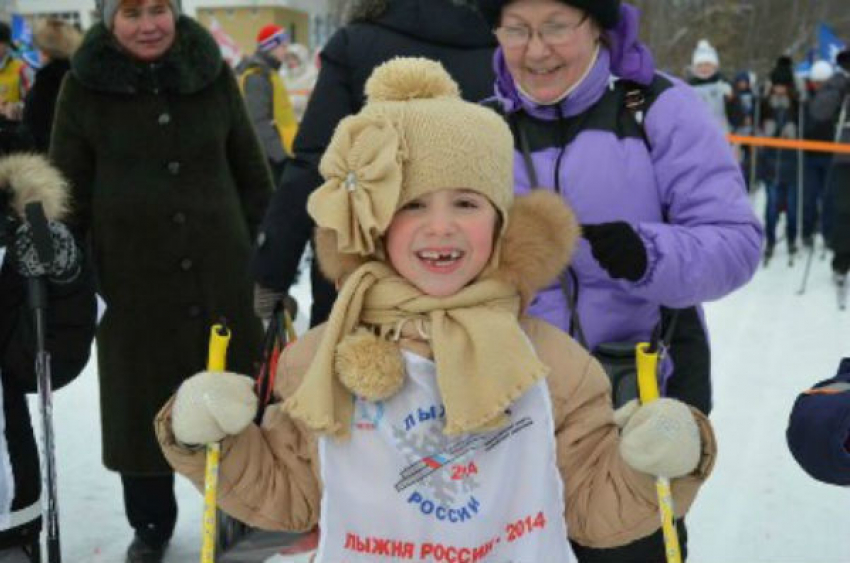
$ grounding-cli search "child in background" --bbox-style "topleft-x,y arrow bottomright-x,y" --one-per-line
155,57 -> 716,561
787,359 -> 850,486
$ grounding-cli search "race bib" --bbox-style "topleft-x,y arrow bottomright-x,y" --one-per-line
317,351 -> 576,563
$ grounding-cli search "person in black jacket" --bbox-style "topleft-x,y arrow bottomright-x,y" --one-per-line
811,50 -> 850,293
22,18 -> 82,153
251,0 -> 497,326
0,153 -> 97,562
801,60 -> 836,249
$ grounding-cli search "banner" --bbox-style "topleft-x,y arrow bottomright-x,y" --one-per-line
208,18 -> 243,68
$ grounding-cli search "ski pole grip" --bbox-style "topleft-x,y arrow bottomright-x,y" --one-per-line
636,342 -> 660,404
207,323 -> 230,371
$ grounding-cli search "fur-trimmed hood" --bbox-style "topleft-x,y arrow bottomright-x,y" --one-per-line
71,16 -> 222,95
316,190 -> 580,311
0,153 -> 69,221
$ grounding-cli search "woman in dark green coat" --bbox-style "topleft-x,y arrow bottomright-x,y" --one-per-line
49,1 -> 271,560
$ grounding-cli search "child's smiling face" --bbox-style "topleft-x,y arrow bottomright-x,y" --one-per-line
385,188 -> 498,297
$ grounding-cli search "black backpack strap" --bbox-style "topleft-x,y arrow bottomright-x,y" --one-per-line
509,112 -> 540,187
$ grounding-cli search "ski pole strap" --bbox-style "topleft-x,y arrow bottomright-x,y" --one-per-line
202,323 -> 231,563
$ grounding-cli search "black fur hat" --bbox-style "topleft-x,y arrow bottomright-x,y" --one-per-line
476,0 -> 621,30
769,56 -> 795,87
837,49 -> 850,73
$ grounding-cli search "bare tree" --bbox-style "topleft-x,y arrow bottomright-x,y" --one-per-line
631,0 -> 848,80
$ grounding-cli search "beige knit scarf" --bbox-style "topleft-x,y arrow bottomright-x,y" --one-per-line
283,261 -> 550,438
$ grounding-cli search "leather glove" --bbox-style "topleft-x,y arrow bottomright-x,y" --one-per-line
582,222 -> 648,282
172,371 -> 258,446
253,283 -> 298,322
619,398 -> 701,478
13,220 -> 81,283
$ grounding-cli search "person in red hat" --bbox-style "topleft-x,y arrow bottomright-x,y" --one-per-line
236,24 -> 299,183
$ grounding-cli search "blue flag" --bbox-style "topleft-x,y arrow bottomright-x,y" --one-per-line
818,23 -> 846,64
10,14 -> 40,69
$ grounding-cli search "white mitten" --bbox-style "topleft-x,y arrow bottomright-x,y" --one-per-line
172,371 -> 258,446
619,398 -> 701,478
613,399 -> 640,429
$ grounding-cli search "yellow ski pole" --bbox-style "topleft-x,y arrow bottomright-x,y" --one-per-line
201,323 -> 231,563
636,342 -> 682,563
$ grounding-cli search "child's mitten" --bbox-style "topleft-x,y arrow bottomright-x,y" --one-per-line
172,371 -> 258,446
619,398 -> 700,478
613,399 -> 640,428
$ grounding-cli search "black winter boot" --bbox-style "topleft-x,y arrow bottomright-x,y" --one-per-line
126,534 -> 166,563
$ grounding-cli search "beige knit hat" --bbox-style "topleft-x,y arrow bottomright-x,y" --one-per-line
307,57 -> 514,262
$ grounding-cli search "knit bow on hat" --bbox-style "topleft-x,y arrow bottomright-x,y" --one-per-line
308,113 -> 406,257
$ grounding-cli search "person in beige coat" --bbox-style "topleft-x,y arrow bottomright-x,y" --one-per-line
156,57 -> 717,561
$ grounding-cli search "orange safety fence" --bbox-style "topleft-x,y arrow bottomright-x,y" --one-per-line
727,134 -> 850,155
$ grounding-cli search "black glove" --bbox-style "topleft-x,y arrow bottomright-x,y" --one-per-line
13,219 -> 81,283
582,222 -> 648,282
253,283 -> 298,322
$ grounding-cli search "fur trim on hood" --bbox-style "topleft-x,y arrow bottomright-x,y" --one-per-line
0,153 -> 70,221
315,190 -> 579,310
71,16 -> 222,95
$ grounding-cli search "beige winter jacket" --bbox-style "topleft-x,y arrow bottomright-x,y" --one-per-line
156,316 -> 716,549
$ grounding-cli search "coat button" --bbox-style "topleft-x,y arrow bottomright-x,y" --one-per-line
167,161 -> 180,175
158,113 -> 171,125
172,211 -> 186,224
188,305 -> 202,318
180,258 -> 193,271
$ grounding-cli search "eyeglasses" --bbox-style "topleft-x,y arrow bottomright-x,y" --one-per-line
494,14 -> 589,49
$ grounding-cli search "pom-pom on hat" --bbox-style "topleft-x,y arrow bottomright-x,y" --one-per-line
256,24 -> 289,52
307,57 -> 514,261
476,0 -> 621,30
692,39 -> 719,68
809,60 -> 834,83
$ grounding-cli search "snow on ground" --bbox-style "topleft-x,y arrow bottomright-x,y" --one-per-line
37,199 -> 850,562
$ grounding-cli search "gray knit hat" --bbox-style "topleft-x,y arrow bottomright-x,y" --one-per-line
96,0 -> 181,29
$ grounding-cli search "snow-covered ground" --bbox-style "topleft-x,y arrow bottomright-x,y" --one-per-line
38,200 -> 850,562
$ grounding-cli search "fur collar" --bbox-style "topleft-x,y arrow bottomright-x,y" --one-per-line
316,190 -> 579,312
71,16 -> 222,95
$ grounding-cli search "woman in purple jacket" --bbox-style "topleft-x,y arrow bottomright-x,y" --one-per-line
475,0 -> 763,561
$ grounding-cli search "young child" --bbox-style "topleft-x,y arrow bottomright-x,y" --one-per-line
156,57 -> 717,561
787,359 -> 850,486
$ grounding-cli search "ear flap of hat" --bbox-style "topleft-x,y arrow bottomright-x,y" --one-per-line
489,190 -> 579,310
